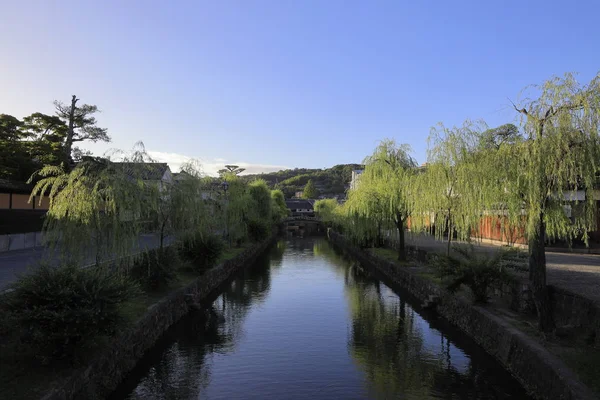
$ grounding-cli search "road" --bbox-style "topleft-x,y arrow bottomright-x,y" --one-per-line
0,234 -> 168,290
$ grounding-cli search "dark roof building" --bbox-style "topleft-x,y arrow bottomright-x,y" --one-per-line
285,199 -> 314,212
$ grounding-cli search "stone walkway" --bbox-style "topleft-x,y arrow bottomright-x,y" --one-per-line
405,233 -> 600,307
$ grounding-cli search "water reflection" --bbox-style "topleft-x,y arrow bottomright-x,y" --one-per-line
113,238 -> 530,400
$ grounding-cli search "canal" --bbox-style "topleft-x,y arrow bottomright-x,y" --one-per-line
111,238 -> 531,399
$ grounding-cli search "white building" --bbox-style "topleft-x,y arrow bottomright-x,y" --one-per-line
350,169 -> 364,190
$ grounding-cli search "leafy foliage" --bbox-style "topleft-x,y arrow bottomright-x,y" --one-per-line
342,140 -> 416,259
130,247 -> 179,291
435,245 -> 516,303
409,120 -> 486,254
302,179 -> 318,199
29,157 -> 153,266
314,199 -> 340,226
178,233 -> 225,273
271,189 -> 289,223
218,164 -> 245,176
54,95 -> 110,159
3,263 -> 140,358
0,113 -> 68,181
247,219 -> 271,242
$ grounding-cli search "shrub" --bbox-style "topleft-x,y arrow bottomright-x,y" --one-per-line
130,247 -> 178,291
178,233 -> 225,273
435,245 -> 516,303
247,219 -> 270,242
3,263 -> 140,359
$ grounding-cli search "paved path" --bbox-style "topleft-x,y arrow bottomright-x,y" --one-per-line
406,233 -> 600,307
0,234 -> 169,290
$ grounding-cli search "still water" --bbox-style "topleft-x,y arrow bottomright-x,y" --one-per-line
112,238 -> 531,399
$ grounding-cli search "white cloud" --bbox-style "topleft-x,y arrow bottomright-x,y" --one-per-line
147,150 -> 289,176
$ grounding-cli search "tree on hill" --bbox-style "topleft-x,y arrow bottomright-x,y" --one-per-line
0,113 -> 69,181
218,164 -> 245,176
54,95 -> 110,160
244,163 -> 363,198
302,179 -> 318,199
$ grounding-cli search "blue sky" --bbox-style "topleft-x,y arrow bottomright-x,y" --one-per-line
1,1 -> 599,175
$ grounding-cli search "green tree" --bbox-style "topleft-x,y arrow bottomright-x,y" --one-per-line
221,174 -> 251,245
20,112 -> 69,167
54,95 -> 110,160
29,152 -> 154,266
493,73 -> 600,331
302,179 -> 318,199
410,121 -> 485,255
218,164 -> 245,176
0,114 -> 30,180
314,198 -> 339,227
270,189 -> 289,223
248,179 -> 272,222
478,123 -> 521,150
343,140 -> 416,260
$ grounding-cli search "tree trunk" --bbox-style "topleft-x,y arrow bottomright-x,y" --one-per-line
64,95 -> 78,161
446,216 -> 452,256
159,219 -> 166,251
528,212 -> 554,332
396,214 -> 406,261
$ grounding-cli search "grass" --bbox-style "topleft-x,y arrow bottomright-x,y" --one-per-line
0,240 -> 256,400
218,244 -> 249,263
369,247 -> 412,266
415,270 -> 443,285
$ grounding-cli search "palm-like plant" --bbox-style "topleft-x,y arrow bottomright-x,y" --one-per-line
435,245 -> 517,303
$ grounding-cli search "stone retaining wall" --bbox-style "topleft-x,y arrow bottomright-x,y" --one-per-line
551,286 -> 600,347
328,231 -> 596,400
41,235 -> 276,400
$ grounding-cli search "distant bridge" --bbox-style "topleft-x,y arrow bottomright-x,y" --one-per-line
283,216 -> 320,222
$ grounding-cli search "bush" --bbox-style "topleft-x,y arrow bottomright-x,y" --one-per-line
435,245 -> 516,303
3,263 -> 140,359
247,219 -> 270,242
178,233 -> 225,273
130,247 -> 178,291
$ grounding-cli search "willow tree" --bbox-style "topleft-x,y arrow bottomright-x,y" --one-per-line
344,140 -> 416,260
314,198 -> 340,227
220,173 -> 251,245
410,121 -> 486,255
29,157 -> 152,266
270,189 -> 289,223
343,170 -> 387,248
158,160 -> 214,249
496,73 -> 600,331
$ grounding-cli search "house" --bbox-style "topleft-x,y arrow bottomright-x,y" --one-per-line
115,162 -> 173,192
0,179 -> 49,211
0,179 -> 50,235
285,199 -> 315,217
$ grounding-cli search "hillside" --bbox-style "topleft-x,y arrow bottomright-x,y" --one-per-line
244,164 -> 363,199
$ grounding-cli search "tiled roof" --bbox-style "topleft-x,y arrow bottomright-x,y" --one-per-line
285,199 -> 314,209
0,179 -> 33,194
